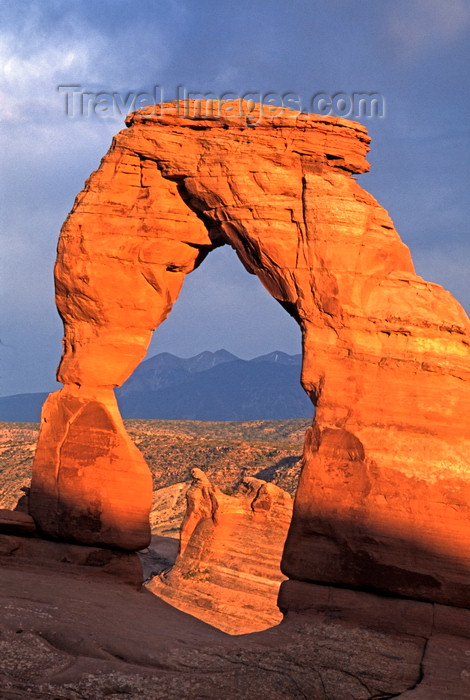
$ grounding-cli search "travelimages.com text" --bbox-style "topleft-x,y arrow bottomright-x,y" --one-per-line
58,86 -> 385,121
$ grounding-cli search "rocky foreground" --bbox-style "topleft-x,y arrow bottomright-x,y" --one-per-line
0,531 -> 469,699
1,464 -> 469,698
2,428 -> 469,696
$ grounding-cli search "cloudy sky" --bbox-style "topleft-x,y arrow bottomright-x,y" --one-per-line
1,0 -> 469,396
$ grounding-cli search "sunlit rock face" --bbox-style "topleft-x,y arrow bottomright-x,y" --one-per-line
30,101 -> 470,606
30,390 -> 152,550
147,470 -> 292,634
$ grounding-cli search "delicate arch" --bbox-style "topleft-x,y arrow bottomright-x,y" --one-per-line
30,102 -> 470,607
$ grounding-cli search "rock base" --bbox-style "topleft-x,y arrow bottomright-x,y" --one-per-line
1,546 -> 470,698
0,509 -> 36,536
0,533 -> 144,588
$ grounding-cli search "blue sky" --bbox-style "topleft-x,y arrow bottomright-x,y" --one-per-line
1,0 -> 469,395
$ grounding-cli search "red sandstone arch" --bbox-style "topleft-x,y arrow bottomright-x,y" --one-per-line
30,102 -> 470,606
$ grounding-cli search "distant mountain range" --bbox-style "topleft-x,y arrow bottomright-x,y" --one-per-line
0,350 -> 313,422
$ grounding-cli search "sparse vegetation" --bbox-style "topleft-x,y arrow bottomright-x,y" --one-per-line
0,419 -> 310,510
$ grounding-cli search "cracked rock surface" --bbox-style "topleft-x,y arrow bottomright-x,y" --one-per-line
1,534 -> 469,699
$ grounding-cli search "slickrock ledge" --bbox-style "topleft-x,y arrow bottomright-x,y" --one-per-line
1,537 -> 469,699
0,509 -> 36,536
29,101 -> 470,612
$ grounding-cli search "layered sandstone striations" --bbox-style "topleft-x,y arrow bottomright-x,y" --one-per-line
147,469 -> 292,634
30,101 -> 470,608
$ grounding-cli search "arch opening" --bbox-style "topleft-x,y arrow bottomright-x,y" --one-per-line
116,242 -> 313,633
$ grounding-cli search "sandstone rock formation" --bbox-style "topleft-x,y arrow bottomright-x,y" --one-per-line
30,100 -> 470,610
147,471 -> 292,634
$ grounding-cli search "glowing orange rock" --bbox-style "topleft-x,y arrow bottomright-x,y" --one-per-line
147,471 -> 293,634
30,101 -> 470,609
30,389 -> 152,550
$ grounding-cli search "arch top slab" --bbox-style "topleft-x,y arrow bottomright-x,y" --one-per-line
30,101 -> 470,609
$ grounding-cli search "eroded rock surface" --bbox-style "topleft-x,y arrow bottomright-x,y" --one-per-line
147,471 -> 292,634
1,536 -> 469,699
30,101 -> 470,609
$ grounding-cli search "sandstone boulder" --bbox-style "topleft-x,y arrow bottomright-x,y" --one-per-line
30,389 -> 152,550
147,471 -> 293,634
